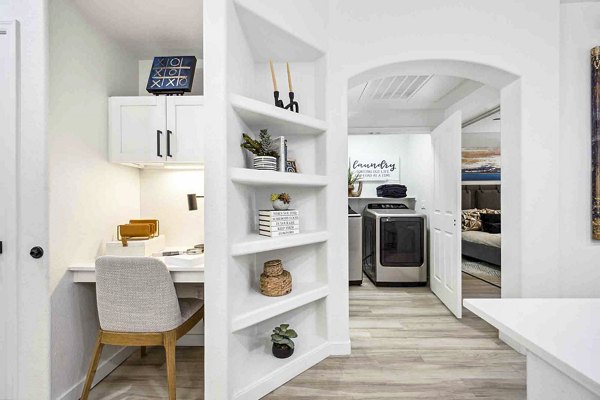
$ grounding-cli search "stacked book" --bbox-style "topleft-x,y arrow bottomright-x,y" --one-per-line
259,210 -> 300,237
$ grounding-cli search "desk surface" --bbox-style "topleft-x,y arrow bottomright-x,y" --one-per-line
464,298 -> 600,396
69,254 -> 205,283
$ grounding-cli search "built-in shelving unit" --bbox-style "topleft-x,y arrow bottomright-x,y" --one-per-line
230,94 -> 327,135
205,0 -> 339,398
231,282 -> 329,332
231,231 -> 328,257
230,167 -> 327,187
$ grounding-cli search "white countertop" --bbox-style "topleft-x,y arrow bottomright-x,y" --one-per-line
464,298 -> 600,396
69,253 -> 204,283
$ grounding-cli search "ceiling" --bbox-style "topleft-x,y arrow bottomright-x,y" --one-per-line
348,74 -> 502,133
348,75 -> 482,111
72,0 -> 204,59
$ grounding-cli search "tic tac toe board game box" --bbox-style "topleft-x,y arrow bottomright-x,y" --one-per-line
146,56 -> 197,95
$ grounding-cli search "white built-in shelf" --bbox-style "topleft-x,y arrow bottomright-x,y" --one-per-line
230,167 -> 327,188
231,94 -> 327,136
231,282 -> 329,332
233,0 -> 325,62
231,230 -> 328,257
233,334 -> 329,400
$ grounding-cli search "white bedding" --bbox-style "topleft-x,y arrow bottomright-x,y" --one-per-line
462,230 -> 501,248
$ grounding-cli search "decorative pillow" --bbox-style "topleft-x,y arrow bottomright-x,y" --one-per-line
480,213 -> 501,224
482,221 -> 501,234
462,209 -> 482,231
462,208 -> 501,231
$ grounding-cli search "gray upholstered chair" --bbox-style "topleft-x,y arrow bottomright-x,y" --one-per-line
81,256 -> 204,400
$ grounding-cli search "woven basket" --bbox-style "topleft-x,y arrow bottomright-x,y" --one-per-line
260,270 -> 292,297
263,259 -> 283,277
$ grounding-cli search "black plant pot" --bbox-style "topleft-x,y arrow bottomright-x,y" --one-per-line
272,343 -> 294,359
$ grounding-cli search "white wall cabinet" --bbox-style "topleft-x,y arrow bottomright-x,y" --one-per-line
109,96 -> 204,165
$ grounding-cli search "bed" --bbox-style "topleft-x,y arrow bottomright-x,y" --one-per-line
461,185 -> 501,266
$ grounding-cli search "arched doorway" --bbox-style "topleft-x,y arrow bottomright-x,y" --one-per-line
343,59 -> 521,309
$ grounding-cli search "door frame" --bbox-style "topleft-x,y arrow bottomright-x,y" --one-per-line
342,58 -> 521,302
0,20 -> 19,399
0,19 -> 51,398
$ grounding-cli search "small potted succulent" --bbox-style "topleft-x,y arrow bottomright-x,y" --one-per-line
240,129 -> 279,170
271,324 -> 297,359
348,167 -> 363,197
271,192 -> 291,210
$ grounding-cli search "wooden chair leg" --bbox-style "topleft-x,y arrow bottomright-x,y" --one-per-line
81,331 -> 105,400
141,346 -> 147,358
164,331 -> 177,400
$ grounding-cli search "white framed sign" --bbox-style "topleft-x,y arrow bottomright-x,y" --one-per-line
350,156 -> 399,181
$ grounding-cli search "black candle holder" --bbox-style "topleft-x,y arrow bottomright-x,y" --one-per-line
284,92 -> 299,113
273,91 -> 285,108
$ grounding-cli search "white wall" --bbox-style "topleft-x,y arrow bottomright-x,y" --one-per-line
48,0 -> 140,398
348,134 -> 433,211
0,1 -> 50,398
140,169 -> 205,247
559,2 -> 600,297
327,0 -> 561,299
462,132 -> 500,148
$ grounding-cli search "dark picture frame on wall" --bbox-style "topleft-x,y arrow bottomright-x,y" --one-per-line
591,46 -> 600,240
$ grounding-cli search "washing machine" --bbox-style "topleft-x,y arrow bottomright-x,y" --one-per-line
362,203 -> 427,286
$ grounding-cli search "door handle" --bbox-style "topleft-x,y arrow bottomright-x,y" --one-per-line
157,130 -> 163,158
30,246 -> 44,259
167,130 -> 173,158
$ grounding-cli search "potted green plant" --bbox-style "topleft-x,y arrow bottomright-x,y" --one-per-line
348,167 -> 362,197
240,129 -> 279,170
270,324 -> 297,359
271,193 -> 291,210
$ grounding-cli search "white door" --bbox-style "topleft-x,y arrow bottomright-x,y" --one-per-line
166,96 -> 204,163
431,111 -> 463,318
0,21 -> 19,399
109,96 -> 167,164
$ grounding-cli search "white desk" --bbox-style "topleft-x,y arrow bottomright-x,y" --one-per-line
69,254 -> 205,283
464,298 -> 600,400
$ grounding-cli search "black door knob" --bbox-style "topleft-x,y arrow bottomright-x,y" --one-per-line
30,246 -> 44,259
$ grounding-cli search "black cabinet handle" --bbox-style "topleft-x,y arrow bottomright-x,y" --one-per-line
167,130 -> 173,158
157,130 -> 163,157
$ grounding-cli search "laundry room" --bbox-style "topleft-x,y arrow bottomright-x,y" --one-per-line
346,73 -> 503,303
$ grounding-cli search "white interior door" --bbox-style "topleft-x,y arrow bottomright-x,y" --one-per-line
431,111 -> 463,318
0,21 -> 19,399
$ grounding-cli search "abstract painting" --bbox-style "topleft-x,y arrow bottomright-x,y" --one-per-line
462,147 -> 501,181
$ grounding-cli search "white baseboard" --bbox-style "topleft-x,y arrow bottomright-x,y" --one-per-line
328,340 -> 351,355
57,346 -> 135,400
499,331 -> 526,355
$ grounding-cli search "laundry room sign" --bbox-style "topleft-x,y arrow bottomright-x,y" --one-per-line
350,156 -> 400,181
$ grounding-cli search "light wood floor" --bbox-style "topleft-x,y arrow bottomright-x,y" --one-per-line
88,274 -> 525,399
